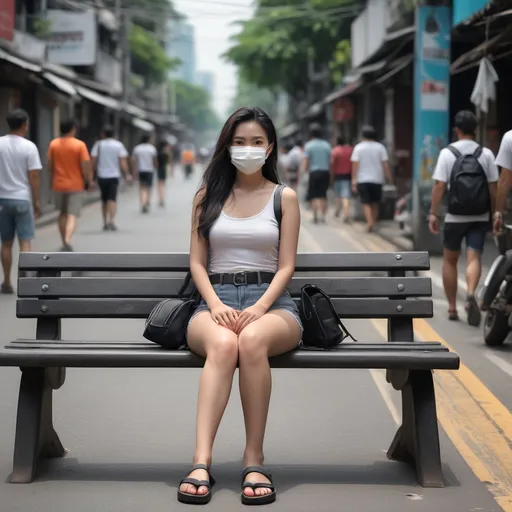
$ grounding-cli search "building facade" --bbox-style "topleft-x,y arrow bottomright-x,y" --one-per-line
195,70 -> 214,97
166,19 -> 196,84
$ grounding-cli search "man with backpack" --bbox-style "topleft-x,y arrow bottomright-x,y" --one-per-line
429,110 -> 498,326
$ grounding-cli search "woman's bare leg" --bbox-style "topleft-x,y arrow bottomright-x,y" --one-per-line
238,310 -> 301,497
158,180 -> 165,206
180,312 -> 239,495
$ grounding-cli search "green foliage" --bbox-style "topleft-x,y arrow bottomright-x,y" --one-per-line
129,25 -> 177,83
225,0 -> 360,100
171,80 -> 221,134
229,77 -> 277,118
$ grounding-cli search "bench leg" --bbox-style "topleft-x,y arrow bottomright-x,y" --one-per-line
10,368 -> 66,484
387,370 -> 444,488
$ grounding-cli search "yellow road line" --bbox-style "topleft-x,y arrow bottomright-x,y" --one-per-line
301,215 -> 512,510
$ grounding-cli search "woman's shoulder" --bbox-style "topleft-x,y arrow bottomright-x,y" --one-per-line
280,184 -> 298,205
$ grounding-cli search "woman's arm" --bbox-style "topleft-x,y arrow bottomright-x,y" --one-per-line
257,187 -> 300,311
189,190 -> 239,328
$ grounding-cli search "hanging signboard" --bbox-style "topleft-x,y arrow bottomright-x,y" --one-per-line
0,0 -> 15,42
46,10 -> 97,66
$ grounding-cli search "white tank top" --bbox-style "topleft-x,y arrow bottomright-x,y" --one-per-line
209,186 -> 279,274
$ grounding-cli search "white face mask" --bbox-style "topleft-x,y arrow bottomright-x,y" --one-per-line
230,146 -> 268,174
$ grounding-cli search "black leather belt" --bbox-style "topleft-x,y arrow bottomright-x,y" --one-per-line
209,271 -> 275,286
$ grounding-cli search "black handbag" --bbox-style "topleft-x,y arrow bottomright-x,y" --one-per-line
299,284 -> 356,349
143,272 -> 199,349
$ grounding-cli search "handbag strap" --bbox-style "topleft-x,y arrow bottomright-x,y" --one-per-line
273,184 -> 286,242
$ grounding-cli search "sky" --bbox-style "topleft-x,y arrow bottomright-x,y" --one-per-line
172,0 -> 255,117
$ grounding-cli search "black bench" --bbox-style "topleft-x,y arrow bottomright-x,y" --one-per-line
0,251 -> 459,487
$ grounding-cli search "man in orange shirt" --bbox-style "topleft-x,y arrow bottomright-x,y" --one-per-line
48,119 -> 91,251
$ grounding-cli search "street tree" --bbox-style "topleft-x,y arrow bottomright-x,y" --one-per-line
224,0 -> 362,102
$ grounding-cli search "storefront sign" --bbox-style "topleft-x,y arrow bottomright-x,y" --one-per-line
0,0 -> 14,42
46,10 -> 97,66
13,30 -> 47,61
453,0 -> 489,26
332,98 -> 354,122
413,3 -> 451,186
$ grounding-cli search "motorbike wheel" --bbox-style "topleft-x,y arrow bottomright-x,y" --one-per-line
484,308 -> 510,346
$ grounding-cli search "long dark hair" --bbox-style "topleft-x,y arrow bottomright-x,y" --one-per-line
196,107 -> 280,240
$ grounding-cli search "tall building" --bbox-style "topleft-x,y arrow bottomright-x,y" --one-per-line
196,71 -> 215,97
166,18 -> 196,84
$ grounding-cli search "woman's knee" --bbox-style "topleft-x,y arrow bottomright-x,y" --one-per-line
238,326 -> 267,362
205,330 -> 239,367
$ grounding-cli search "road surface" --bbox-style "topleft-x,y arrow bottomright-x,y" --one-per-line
0,169 -> 510,512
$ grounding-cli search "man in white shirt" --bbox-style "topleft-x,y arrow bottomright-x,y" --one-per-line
493,129 -> 512,234
132,134 -> 157,214
429,110 -> 498,326
0,109 -> 42,294
91,125 -> 131,231
351,125 -> 392,232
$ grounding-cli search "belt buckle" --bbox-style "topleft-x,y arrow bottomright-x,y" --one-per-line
233,271 -> 247,286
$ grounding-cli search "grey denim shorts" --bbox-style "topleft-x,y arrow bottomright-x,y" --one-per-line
190,282 -> 303,331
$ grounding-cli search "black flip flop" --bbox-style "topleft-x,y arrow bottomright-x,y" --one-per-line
448,310 -> 459,321
1,283 -> 14,294
466,295 -> 482,327
241,466 -> 276,506
177,464 -> 216,505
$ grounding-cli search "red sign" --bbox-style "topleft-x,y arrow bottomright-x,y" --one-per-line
0,0 -> 15,42
332,98 -> 354,122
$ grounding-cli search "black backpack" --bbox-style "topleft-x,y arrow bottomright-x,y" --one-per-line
447,145 -> 490,216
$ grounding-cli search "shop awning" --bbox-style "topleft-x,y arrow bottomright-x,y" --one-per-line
451,26 -> 512,74
132,118 -> 155,132
0,48 -> 41,73
324,78 -> 363,103
376,54 -> 413,84
76,86 -> 121,110
124,103 -> 147,119
280,123 -> 300,138
42,72 -> 78,98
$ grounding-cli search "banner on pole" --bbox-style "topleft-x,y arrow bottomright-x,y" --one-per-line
413,4 -> 451,187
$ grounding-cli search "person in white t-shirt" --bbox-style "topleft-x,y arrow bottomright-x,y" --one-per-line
493,129 -> 512,235
0,109 -> 42,294
429,110 -> 498,326
132,134 -> 157,214
351,125 -> 392,232
91,125 -> 131,231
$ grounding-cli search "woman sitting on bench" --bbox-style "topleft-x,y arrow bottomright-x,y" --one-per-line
178,107 -> 302,506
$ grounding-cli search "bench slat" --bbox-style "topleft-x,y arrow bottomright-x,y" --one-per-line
16,298 -> 433,319
0,347 -> 460,370
19,251 -> 430,272
7,340 -> 450,351
18,276 -> 432,299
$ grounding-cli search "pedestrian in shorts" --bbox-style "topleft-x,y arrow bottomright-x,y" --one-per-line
91,126 -> 132,231
351,126 -> 392,232
132,134 -> 158,213
48,119 -> 91,251
429,111 -> 498,326
0,109 -> 42,293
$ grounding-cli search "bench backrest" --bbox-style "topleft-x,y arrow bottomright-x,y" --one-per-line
16,251 -> 432,342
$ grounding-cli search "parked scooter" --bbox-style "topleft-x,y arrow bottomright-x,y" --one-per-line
479,225 -> 512,346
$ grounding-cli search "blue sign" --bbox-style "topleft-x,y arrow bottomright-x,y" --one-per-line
453,0 -> 489,26
413,4 -> 451,187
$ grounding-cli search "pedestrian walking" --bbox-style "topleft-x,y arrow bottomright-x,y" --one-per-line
91,125 -> 131,231
286,139 -> 303,191
330,136 -> 353,222
351,125 -> 392,232
156,139 -> 171,208
429,110 -> 498,326
181,143 -> 196,180
0,109 -> 42,294
47,119 -> 91,251
132,134 -> 158,213
492,128 -> 512,235
304,123 -> 331,223
178,107 -> 301,506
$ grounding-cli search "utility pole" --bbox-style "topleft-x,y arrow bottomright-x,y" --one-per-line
114,0 -> 131,138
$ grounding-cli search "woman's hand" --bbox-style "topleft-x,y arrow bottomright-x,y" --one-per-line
235,303 -> 267,334
210,303 -> 239,330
